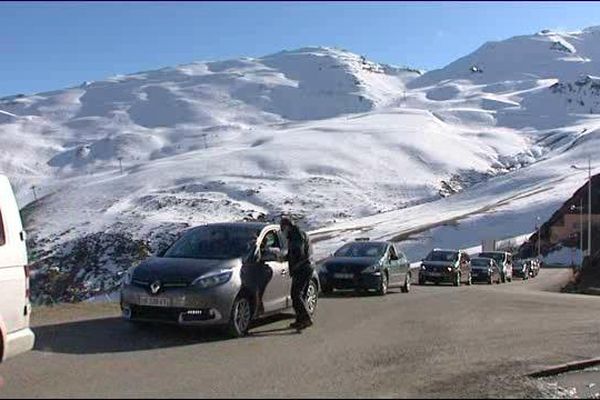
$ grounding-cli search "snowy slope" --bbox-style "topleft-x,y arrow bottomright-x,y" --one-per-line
2,29 -> 600,302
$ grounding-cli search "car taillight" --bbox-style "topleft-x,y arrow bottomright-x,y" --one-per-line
24,265 -> 30,299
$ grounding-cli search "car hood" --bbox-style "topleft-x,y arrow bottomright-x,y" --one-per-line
421,261 -> 455,268
322,257 -> 379,271
132,257 -> 241,285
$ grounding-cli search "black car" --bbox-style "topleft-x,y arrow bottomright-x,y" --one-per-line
513,258 -> 538,279
470,257 -> 502,284
419,249 -> 472,286
318,239 -> 411,295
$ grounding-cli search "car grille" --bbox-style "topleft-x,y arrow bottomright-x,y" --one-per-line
130,305 -> 184,323
424,265 -> 447,272
132,279 -> 189,290
130,305 -> 217,323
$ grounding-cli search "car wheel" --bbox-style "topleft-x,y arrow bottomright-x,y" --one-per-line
377,272 -> 388,296
305,279 -> 319,316
227,296 -> 252,338
501,273 -> 506,283
401,274 -> 411,293
453,272 -> 461,287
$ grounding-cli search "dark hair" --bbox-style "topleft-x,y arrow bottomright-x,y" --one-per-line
280,215 -> 293,226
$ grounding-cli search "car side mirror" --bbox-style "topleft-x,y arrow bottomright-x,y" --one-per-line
261,247 -> 282,262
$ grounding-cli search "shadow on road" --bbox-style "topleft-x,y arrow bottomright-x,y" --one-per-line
320,289 -> 404,298
33,313 -> 296,355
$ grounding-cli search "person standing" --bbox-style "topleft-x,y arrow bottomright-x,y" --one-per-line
280,215 -> 314,330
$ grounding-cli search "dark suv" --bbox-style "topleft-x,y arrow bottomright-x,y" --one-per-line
419,249 -> 472,286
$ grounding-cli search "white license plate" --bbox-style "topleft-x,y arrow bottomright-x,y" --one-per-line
139,296 -> 171,307
428,272 -> 442,277
334,273 -> 354,279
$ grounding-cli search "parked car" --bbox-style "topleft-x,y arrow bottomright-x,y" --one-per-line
120,222 -> 320,337
0,175 -> 35,362
513,258 -> 534,280
477,251 -> 513,283
529,258 -> 541,277
318,239 -> 411,295
419,248 -> 472,286
470,257 -> 502,284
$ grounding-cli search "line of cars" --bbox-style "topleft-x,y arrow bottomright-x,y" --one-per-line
0,172 -> 543,363
117,234 -> 543,338
418,248 -> 540,287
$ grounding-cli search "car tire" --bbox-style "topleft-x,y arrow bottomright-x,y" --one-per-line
305,279 -> 319,316
401,274 -> 411,293
501,273 -> 506,283
377,272 -> 388,296
227,296 -> 252,338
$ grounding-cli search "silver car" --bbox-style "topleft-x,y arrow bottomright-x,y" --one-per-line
120,222 -> 320,337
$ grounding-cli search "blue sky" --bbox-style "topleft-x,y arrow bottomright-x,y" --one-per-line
2,1 -> 600,97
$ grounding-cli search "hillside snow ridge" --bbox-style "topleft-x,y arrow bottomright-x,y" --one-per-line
2,28 -> 600,302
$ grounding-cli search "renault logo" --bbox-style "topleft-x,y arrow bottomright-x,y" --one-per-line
150,281 -> 161,295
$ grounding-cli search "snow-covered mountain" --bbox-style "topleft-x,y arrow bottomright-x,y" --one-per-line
2,29 -> 599,302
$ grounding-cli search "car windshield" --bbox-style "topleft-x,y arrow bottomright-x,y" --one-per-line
471,259 -> 490,267
334,242 -> 387,258
424,250 -> 458,262
164,225 -> 262,260
479,252 -> 505,264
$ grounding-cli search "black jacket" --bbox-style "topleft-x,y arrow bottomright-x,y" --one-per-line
286,226 -> 313,275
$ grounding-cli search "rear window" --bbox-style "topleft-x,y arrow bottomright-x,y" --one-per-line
0,207 -> 5,246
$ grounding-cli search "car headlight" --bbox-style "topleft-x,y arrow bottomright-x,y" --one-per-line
447,266 -> 452,272
488,268 -> 492,274
421,264 -> 426,270
192,270 -> 233,289
362,265 -> 379,274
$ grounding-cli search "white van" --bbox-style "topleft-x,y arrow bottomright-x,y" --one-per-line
0,175 -> 34,362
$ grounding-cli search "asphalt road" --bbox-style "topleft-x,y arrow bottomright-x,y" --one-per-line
1,268 -> 599,398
